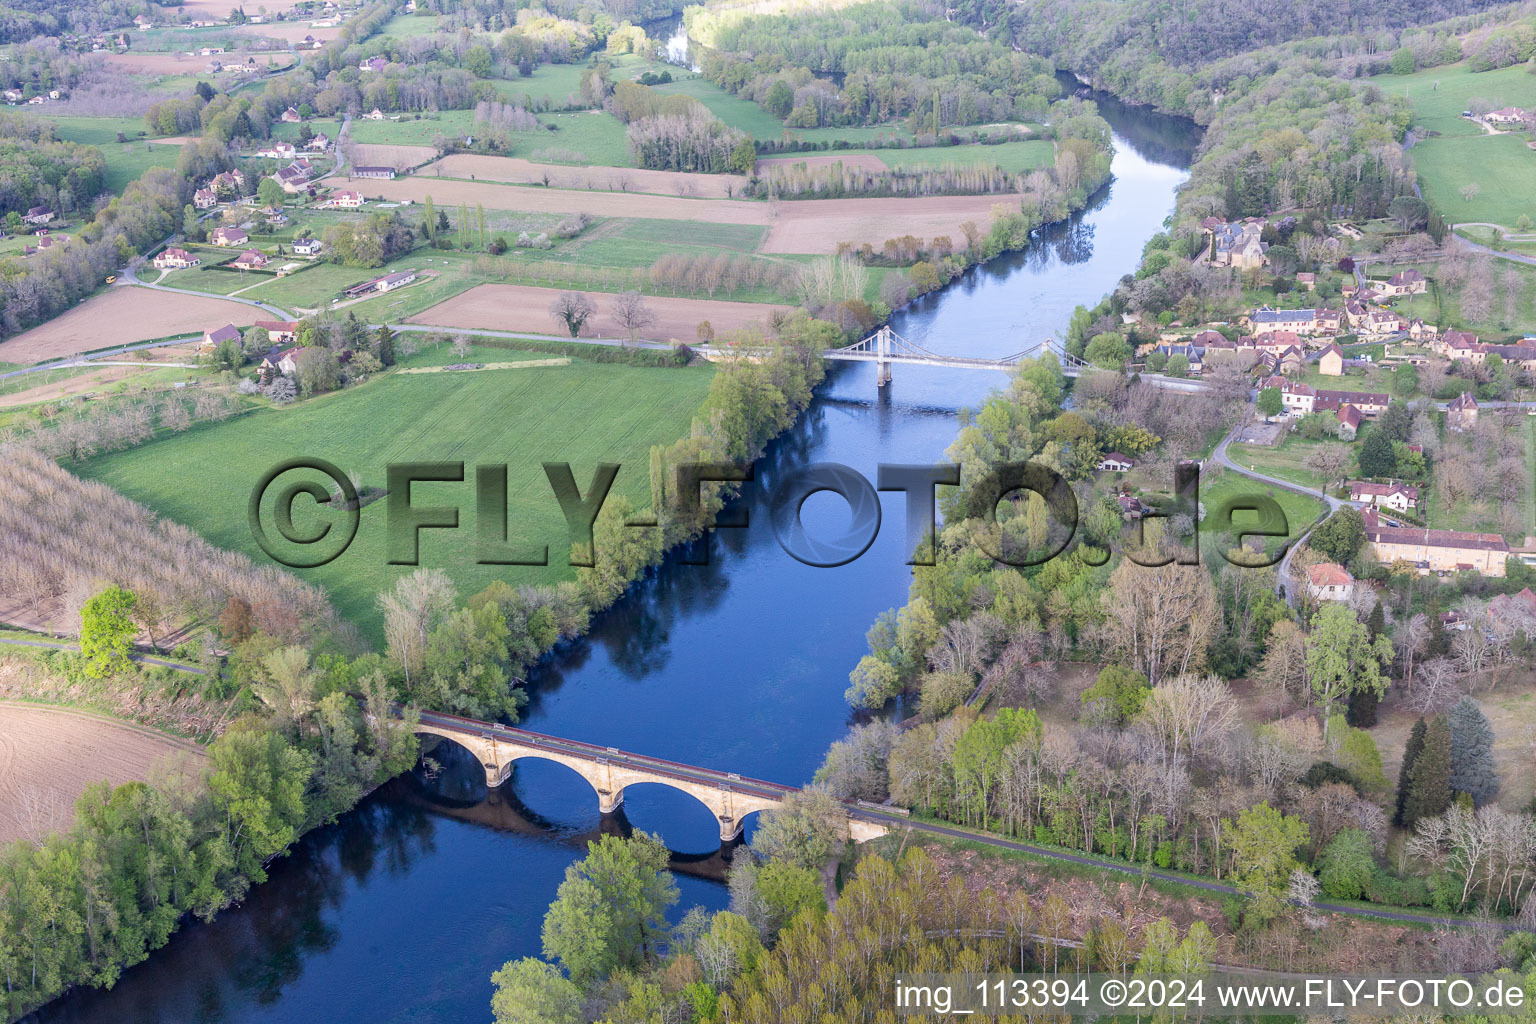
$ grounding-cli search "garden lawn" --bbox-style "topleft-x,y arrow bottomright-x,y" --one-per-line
1198,469 -> 1326,555
76,357 -> 715,639
246,262 -> 380,308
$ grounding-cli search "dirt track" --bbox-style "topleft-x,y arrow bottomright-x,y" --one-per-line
0,703 -> 204,844
421,154 -> 749,198
409,283 -> 790,343
0,288 -> 257,364
364,175 -> 1009,253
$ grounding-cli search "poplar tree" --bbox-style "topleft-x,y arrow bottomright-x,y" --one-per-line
1404,714 -> 1453,826
1448,697 -> 1500,806
1393,717 -> 1425,825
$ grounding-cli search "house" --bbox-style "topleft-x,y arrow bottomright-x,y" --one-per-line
273,162 -> 312,193
2,89 -> 21,104
1209,218 -> 1268,269
257,141 -> 297,160
352,165 -> 396,179
1250,307 -> 1322,336
1316,388 -> 1388,416
22,206 -> 53,225
209,169 -> 245,194
1115,494 -> 1146,519
202,323 -> 242,349
1448,391 -> 1479,432
134,14 -> 153,28
1408,319 -> 1438,343
153,247 -> 200,269
359,56 -> 386,73
1486,107 -> 1528,124
1437,330 -> 1481,361
363,107 -> 386,121
1097,452 -> 1135,472
1363,507 -> 1507,577
280,106 -> 302,123
1318,342 -> 1344,377
1349,481 -> 1420,512
1385,269 -> 1428,296
293,237 -> 323,256
1296,272 -> 1316,291
276,262 -> 303,277
1306,563 -> 1356,603
332,189 -> 364,208
253,319 -> 300,343
229,249 -> 269,270
205,59 -> 223,73
259,345 -> 300,377
210,226 -> 248,246
262,206 -> 289,226
193,187 -> 218,209
1333,402 -> 1363,440
307,132 -> 330,151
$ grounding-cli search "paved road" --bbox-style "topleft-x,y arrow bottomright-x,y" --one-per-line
119,269 -> 294,321
1212,421 -> 1346,607
0,336 -> 205,382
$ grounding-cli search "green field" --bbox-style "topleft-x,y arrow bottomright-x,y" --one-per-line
1227,435 -> 1334,491
767,139 -> 1055,174
346,111 -> 478,145
376,11 -> 442,37
528,111 -> 633,166
77,353 -> 715,637
1380,61 -> 1536,138
1379,61 -> 1536,229
245,262 -> 378,308
650,76 -> 787,140
1412,132 -> 1536,230
98,140 -> 183,194
47,116 -> 162,145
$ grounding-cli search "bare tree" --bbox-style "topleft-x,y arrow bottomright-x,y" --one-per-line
548,291 -> 595,337
1303,443 -> 1352,494
611,289 -> 658,343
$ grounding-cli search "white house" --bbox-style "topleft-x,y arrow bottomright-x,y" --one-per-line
1097,452 -> 1135,472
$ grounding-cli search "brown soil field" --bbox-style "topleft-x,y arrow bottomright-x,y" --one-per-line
364,176 -> 1008,254
102,52 -> 270,75
351,143 -> 440,170
422,154 -> 749,199
0,287 -> 259,364
408,283 -> 790,343
755,153 -> 889,173
235,22 -> 344,44
0,703 -> 204,845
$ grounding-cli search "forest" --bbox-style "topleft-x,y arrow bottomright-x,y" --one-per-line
689,0 -> 1064,131
0,0 -> 174,43
0,113 -> 107,219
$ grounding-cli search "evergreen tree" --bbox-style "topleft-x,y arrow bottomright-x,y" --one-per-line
1428,613 -> 1451,656
1393,718 -> 1426,826
423,194 -> 436,241
1404,714 -> 1453,826
1366,601 -> 1386,640
375,325 -> 396,367
1447,697 -> 1500,806
1346,684 -> 1379,728
1357,430 -> 1396,477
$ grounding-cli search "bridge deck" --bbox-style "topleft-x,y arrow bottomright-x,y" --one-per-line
414,708 -> 796,801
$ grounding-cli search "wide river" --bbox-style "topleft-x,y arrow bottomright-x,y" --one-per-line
34,91 -> 1198,1024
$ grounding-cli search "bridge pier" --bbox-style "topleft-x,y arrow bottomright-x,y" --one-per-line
484,760 -> 511,788
876,360 -> 891,387
598,787 -> 625,814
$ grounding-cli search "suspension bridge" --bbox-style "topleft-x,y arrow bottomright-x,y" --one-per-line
824,327 -> 1088,387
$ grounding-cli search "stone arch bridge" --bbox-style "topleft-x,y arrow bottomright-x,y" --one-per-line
414,708 -> 889,844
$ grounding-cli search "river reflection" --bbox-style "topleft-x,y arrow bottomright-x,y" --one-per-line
34,99 -> 1198,1024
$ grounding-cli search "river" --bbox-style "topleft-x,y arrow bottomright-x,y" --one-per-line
32,94 -> 1197,1024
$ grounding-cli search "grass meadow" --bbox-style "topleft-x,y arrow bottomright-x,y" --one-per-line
771,140 -> 1056,174
1376,61 -> 1536,229
77,352 -> 715,638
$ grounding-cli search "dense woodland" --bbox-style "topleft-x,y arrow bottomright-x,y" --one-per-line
690,0 -> 1064,132
0,0 -> 176,43
0,113 -> 106,219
